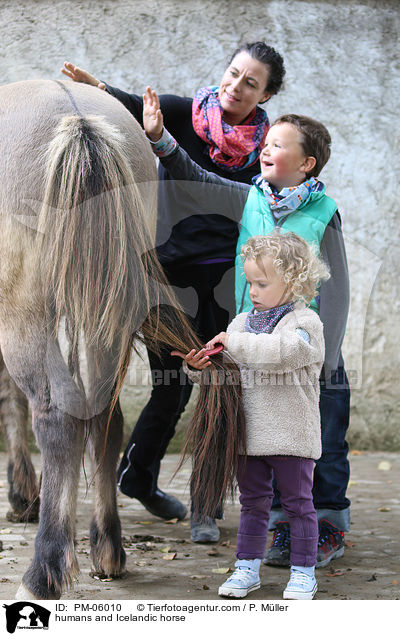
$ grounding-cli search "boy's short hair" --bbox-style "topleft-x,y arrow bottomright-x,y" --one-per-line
241,230 -> 330,304
273,114 -> 331,178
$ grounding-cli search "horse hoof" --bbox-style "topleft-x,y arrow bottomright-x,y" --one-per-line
6,508 -> 39,524
15,583 -> 38,600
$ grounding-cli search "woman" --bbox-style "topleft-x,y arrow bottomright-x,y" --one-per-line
62,42 -> 285,542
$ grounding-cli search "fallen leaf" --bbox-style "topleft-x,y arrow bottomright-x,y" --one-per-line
344,540 -> 355,548
0,578 -> 9,582
350,450 -> 363,455
325,570 -> 345,577
129,534 -> 164,543
160,546 -> 172,553
378,507 -> 392,512
91,574 -> 114,581
392,580 -> 398,585
138,521 -> 153,525
367,574 -> 377,582
207,548 -> 219,556
212,567 -> 231,574
190,575 -> 205,580
220,541 -> 231,547
136,543 -> 154,552
348,480 -> 359,487
163,552 -> 177,560
378,461 -> 391,471
202,584 -> 210,590
165,518 -> 179,524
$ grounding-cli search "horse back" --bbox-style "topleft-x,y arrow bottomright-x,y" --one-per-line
0,79 -> 156,226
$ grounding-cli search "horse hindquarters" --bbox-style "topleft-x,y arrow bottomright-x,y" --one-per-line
0,352 -> 39,522
0,80 -> 196,600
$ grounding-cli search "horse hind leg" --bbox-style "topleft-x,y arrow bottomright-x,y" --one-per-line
0,356 -> 39,522
20,408 -> 84,599
1,328 -> 87,599
87,400 -> 126,578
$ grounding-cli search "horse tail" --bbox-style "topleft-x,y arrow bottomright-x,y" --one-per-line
37,114 -> 201,407
175,352 -> 247,520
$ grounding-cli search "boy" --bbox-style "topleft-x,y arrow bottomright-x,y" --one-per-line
143,87 -> 350,568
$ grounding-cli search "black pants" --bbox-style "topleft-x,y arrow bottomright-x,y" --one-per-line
117,261 -> 235,508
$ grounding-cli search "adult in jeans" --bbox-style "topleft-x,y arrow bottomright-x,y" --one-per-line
62,41 -> 286,542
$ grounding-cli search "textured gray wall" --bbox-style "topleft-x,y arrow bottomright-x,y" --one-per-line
1,0 -> 399,448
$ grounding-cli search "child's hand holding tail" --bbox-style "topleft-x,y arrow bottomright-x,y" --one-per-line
171,348 -> 212,370
205,332 -> 229,349
143,86 -> 163,142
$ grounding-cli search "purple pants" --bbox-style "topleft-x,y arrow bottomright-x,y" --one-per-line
236,455 -> 318,567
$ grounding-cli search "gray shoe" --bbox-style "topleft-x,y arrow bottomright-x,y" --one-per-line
191,514 -> 220,543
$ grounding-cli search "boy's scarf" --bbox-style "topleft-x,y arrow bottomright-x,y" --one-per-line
192,86 -> 269,172
245,302 -> 294,334
253,175 -> 319,218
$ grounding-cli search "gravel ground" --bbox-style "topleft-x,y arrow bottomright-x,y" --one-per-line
0,451 -> 399,602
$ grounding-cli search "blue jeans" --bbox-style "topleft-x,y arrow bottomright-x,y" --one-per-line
270,364 -> 351,532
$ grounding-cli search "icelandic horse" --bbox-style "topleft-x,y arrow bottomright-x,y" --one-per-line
0,79 -> 200,599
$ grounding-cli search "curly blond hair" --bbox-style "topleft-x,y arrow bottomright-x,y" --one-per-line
241,230 -> 330,304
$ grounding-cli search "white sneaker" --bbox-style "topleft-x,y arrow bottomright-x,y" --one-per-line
283,566 -> 317,600
218,559 -> 261,598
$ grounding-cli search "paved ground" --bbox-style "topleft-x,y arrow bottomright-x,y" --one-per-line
0,451 -> 399,601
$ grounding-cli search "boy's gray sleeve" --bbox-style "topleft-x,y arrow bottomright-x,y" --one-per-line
159,145 -> 250,223
319,212 -> 350,376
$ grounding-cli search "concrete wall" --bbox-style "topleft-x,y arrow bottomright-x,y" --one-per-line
1,0 -> 399,448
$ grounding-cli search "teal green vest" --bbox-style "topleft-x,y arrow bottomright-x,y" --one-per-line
235,184 -> 337,314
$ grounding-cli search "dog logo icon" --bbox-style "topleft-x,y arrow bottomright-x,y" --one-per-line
3,602 -> 50,633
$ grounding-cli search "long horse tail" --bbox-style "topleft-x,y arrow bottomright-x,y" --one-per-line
37,114 -> 201,409
176,352 -> 247,520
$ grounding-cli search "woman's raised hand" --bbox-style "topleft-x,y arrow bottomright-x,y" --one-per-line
61,62 -> 106,90
170,348 -> 212,370
143,86 -> 163,142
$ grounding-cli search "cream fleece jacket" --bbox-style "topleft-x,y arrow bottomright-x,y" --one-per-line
185,304 -> 325,460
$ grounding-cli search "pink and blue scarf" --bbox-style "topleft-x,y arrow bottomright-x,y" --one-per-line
192,86 -> 269,172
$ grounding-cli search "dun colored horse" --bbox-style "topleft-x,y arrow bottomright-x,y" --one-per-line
0,79 -> 200,599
